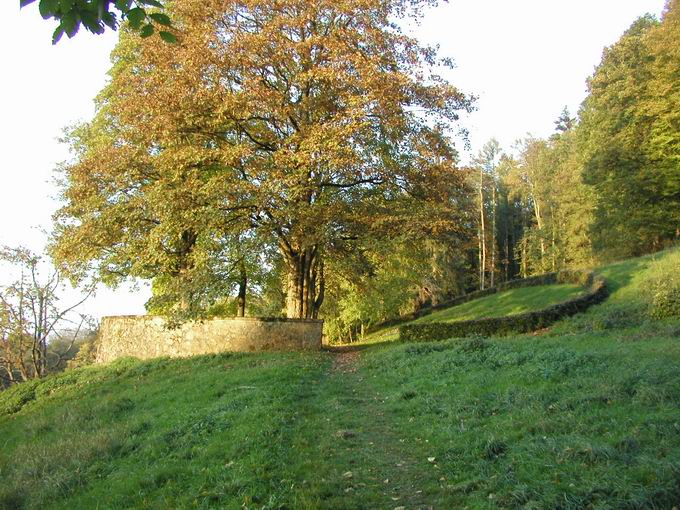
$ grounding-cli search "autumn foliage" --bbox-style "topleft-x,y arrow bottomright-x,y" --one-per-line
52,0 -> 473,319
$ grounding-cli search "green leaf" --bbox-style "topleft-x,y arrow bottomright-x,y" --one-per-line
149,12 -> 171,26
58,0 -> 75,11
114,0 -> 132,11
81,11 -> 105,34
19,0 -> 37,8
52,24 -> 65,44
126,7 -> 146,29
61,12 -> 80,37
101,11 -> 118,30
140,23 -> 154,38
38,0 -> 59,18
139,0 -> 163,7
159,30 -> 177,43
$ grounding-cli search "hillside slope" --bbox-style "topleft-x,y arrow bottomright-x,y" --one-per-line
1,248 -> 679,509
363,282 -> 585,344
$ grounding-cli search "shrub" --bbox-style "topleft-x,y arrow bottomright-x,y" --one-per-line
643,248 -> 680,320
67,337 -> 99,369
650,282 -> 680,319
0,380 -> 39,416
458,336 -> 490,353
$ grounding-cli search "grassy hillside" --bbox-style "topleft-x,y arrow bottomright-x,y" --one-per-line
1,248 -> 679,509
412,284 -> 583,324
363,282 -> 584,344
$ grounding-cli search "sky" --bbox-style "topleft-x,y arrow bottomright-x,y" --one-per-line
0,0 -> 667,320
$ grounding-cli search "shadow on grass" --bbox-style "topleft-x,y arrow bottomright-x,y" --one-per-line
323,342 -> 397,353
596,257 -> 650,294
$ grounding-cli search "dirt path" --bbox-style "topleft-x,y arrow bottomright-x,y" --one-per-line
308,349 -> 444,509
330,350 -> 360,374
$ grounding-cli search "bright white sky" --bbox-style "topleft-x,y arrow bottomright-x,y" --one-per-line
0,0 -> 666,319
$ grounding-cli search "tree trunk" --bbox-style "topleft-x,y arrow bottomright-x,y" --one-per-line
281,243 -> 323,319
175,229 -> 198,312
312,260 -> 325,319
504,203 -> 511,282
533,198 -> 546,269
490,181 -> 496,288
521,207 -> 528,278
237,259 -> 247,317
551,216 -> 557,271
479,168 -> 486,290
477,225 -> 483,288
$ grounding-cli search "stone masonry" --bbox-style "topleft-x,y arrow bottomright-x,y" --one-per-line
96,315 -> 324,363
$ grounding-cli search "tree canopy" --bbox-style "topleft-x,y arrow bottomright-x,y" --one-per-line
52,0 -> 474,320
579,4 -> 680,257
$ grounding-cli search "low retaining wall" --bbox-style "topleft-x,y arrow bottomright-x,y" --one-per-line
399,270 -> 608,342
365,269 -> 595,335
96,316 -> 324,363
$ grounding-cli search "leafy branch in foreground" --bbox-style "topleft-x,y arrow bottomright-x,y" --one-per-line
19,0 -> 177,44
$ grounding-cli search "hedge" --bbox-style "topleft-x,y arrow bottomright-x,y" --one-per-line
365,269 -> 596,335
399,270 -> 608,342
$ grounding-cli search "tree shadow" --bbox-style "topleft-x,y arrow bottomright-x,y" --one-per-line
597,257 -> 650,294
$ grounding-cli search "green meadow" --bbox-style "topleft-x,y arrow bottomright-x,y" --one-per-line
1,249 -> 680,509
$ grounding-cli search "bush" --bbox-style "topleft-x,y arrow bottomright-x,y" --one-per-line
650,282 -> 680,319
67,337 -> 99,369
0,380 -> 39,416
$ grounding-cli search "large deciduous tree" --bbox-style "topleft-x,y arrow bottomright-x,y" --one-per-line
52,0 -> 473,319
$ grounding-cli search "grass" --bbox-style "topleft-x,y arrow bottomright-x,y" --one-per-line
1,247 -> 679,509
411,284 -> 583,324
362,283 -> 584,344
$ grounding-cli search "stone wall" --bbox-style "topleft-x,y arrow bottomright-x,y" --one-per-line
365,269 -> 595,334
400,271 -> 607,342
96,316 -> 324,363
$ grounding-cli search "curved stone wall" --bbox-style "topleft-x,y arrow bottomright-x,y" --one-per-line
96,316 -> 324,363
400,271 -> 607,342
365,269 -> 596,334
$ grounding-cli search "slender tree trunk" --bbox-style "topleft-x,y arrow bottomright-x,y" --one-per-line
477,225 -> 483,288
551,216 -> 557,271
479,168 -> 486,290
312,260 -> 324,319
237,259 -> 247,317
521,207 -> 528,278
490,180 -> 496,288
533,198 -> 546,269
503,194 -> 511,282
504,208 -> 510,282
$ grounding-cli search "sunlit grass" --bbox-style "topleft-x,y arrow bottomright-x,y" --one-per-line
412,284 -> 583,324
359,283 -> 584,345
1,247 -> 679,508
